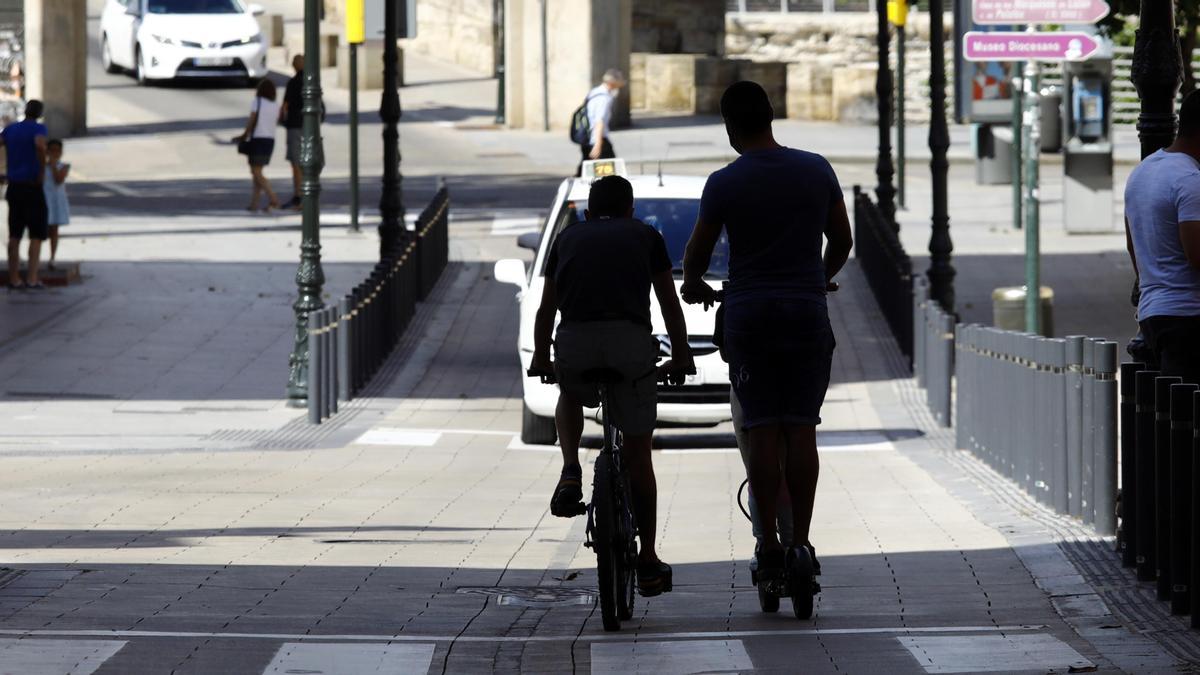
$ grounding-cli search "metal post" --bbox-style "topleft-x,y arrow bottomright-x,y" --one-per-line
955,325 -> 969,450
494,0 -> 506,125
1033,338 -> 1049,504
1156,375 -> 1182,600
349,42 -> 360,233
896,24 -> 906,209
1131,0 -> 1183,160
1050,338 -> 1068,514
938,314 -> 953,426
914,277 -> 927,386
338,297 -> 351,401
379,0 -> 405,257
1170,382 -> 1199,614
1066,336 -> 1084,517
307,312 -> 321,423
1012,58 -> 1023,230
1135,369 -> 1161,581
539,0 -> 549,132
875,0 -> 896,226
1081,339 -> 1095,523
1022,49 -> 1041,335
325,307 -> 337,417
926,0 -> 955,311
1093,341 -> 1117,535
286,0 -> 326,406
1120,362 -> 1144,567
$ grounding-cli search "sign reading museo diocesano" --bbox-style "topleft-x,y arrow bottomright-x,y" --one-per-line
962,31 -> 1100,61
972,0 -> 1109,24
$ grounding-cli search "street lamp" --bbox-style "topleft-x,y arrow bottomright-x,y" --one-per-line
926,0 -> 956,311
378,0 -> 406,257
1132,0 -> 1183,159
286,0 -> 327,405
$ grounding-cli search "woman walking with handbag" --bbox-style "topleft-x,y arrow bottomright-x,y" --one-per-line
235,79 -> 281,212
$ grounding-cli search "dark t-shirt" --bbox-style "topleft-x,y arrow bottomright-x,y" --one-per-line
2,119 -> 47,183
284,74 -> 303,129
698,146 -> 843,302
545,217 -> 672,329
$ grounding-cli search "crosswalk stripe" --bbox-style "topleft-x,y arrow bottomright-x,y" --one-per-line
591,639 -> 752,674
490,217 -> 542,237
262,643 -> 436,675
0,638 -> 126,675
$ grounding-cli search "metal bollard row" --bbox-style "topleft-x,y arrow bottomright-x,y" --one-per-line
915,279 -> 954,427
305,189 -> 451,424
953,325 -> 1118,533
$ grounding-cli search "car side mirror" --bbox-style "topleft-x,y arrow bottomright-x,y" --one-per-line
517,231 -> 541,251
247,2 -> 265,15
125,3 -> 140,16
493,259 -> 527,288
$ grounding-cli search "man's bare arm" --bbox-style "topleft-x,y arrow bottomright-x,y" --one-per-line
531,276 -> 557,370
823,197 -> 852,285
682,216 -> 722,284
34,135 -> 46,183
1181,220 -> 1200,270
652,270 -> 693,371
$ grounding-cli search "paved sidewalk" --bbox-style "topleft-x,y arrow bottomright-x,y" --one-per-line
0,207 -> 1189,674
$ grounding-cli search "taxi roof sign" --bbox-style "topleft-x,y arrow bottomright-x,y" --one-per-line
580,158 -> 628,183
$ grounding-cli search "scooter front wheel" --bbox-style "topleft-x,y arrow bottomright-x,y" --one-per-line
788,546 -> 815,620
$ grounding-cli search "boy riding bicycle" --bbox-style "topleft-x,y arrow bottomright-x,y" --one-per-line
528,175 -> 694,597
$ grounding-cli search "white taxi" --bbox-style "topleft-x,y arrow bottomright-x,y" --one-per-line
494,160 -> 733,444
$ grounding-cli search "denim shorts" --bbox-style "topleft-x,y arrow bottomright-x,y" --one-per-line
724,296 -> 835,429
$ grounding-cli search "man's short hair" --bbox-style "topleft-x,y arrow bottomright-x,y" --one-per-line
588,175 -> 634,218
1180,90 -> 1200,138
25,99 -> 43,120
602,68 -> 625,86
720,81 -> 774,137
47,138 -> 62,151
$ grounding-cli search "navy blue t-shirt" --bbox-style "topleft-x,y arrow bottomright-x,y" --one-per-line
1,119 -> 47,183
698,146 -> 843,302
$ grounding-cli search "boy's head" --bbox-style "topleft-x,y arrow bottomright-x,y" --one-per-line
586,175 -> 634,220
25,99 -> 43,120
47,139 -> 62,158
720,81 -> 774,151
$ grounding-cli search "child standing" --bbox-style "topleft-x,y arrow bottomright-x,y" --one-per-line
44,139 -> 69,269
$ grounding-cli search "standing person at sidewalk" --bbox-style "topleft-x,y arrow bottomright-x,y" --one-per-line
1125,90 -> 1200,385
681,81 -> 852,586
43,139 -> 70,269
1,99 -> 48,290
575,69 -> 624,176
236,78 -> 281,213
278,54 -> 324,209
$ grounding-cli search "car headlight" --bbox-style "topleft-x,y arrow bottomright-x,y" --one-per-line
241,34 -> 262,44
149,34 -> 175,45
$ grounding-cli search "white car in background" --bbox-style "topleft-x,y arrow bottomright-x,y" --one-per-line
494,162 -> 733,445
100,0 -> 269,85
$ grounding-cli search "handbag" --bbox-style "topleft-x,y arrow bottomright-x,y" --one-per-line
237,138 -> 251,155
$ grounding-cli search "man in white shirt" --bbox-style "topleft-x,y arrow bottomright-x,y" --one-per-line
577,69 -> 624,175
1125,90 -> 1200,385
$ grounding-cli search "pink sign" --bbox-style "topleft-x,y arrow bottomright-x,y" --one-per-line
973,0 -> 1109,25
963,31 -> 1100,62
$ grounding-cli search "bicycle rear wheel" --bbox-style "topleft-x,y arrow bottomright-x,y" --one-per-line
593,451 -> 622,631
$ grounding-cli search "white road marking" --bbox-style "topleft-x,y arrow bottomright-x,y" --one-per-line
490,217 -> 542,237
354,429 -> 442,446
591,639 -> 752,674
898,634 -> 1093,673
262,643 -> 435,675
368,426 -> 518,437
0,638 -> 126,675
507,436 -> 561,452
0,625 -> 1046,645
101,182 -> 141,198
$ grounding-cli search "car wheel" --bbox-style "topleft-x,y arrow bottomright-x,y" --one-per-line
521,401 -> 557,445
135,46 -> 148,86
101,35 -> 119,74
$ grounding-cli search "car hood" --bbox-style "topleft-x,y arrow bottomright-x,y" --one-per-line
140,12 -> 260,42
650,280 -> 717,337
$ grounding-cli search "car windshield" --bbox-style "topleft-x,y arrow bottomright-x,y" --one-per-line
147,0 -> 244,14
545,198 -> 730,279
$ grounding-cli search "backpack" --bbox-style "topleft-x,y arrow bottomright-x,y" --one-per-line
569,92 -> 603,146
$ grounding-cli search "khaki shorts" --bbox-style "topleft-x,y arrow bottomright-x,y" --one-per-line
554,320 -> 659,435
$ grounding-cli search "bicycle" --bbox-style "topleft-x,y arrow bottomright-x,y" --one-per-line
529,364 -> 689,631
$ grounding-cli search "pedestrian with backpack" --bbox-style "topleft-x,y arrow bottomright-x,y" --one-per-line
572,69 -> 624,176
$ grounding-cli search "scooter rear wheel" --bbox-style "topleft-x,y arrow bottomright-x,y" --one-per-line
757,582 -> 780,613
789,546 -> 815,620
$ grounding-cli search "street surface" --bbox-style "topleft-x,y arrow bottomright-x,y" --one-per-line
0,3 -> 1188,673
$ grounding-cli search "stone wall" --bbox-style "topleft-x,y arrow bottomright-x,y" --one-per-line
631,53 -> 785,117
404,0 -> 496,74
632,0 -> 725,55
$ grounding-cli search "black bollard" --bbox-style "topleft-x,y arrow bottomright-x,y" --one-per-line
1121,362 -> 1145,567
1156,375 -> 1183,600
1171,383 -> 1198,614
1136,370 -> 1161,581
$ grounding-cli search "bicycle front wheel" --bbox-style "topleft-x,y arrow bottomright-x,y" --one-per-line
593,452 -> 623,632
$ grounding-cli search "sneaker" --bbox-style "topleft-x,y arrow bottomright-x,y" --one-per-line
549,465 -> 585,518
637,560 -> 673,597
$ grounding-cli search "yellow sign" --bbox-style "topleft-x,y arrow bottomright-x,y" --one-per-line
888,0 -> 907,26
346,0 -> 365,44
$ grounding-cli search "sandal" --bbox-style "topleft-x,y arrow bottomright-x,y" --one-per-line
638,560 -> 673,597
550,465 -> 585,518
806,540 -> 821,576
26,281 -> 45,290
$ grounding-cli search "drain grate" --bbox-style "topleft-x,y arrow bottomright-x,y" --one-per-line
457,586 -> 595,608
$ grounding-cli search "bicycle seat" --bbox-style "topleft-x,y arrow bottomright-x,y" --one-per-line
581,367 -> 624,385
